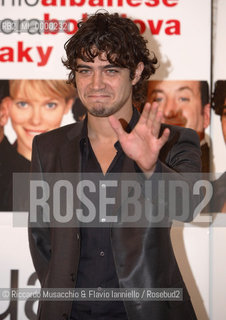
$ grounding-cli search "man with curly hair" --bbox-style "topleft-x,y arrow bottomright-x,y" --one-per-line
29,12 -> 201,320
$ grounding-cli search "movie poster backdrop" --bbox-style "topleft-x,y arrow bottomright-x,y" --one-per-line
1,0 -> 226,319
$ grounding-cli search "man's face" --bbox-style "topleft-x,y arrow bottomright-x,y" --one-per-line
222,100 -> 226,143
75,53 -> 142,118
147,80 -> 210,140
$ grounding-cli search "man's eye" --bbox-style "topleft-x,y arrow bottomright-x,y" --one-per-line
46,102 -> 57,109
78,69 -> 90,74
106,69 -> 118,74
16,101 -> 28,108
179,97 -> 190,102
153,97 -> 163,103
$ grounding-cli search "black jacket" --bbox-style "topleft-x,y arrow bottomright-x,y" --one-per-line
28,119 -> 201,320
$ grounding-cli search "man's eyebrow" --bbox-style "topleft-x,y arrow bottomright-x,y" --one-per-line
150,86 -> 194,94
150,89 -> 165,94
177,86 -> 193,93
103,64 -> 121,69
76,64 -> 121,69
76,64 -> 92,69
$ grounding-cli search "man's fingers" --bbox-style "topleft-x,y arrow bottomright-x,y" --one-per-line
159,128 -> 170,148
147,102 -> 159,127
151,109 -> 163,137
108,115 -> 127,139
139,102 -> 151,124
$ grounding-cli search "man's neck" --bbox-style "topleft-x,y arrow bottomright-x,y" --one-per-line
87,107 -> 133,143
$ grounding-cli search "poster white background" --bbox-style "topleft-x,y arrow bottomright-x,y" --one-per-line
0,0 -> 211,80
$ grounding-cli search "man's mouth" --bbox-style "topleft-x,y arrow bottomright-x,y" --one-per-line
163,118 -> 187,127
88,94 -> 110,98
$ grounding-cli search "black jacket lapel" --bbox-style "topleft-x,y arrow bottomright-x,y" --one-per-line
58,122 -> 83,173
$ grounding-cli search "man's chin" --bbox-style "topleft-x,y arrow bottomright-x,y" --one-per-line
89,108 -> 109,117
88,106 -> 118,118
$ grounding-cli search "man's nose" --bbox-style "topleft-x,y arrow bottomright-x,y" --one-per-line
163,98 -> 178,118
90,71 -> 105,90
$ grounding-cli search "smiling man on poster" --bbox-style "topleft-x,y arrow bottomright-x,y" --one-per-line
147,80 -> 210,171
28,12 -> 201,320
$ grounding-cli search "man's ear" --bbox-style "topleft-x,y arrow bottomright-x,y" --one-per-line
132,62 -> 144,85
0,98 -> 10,126
203,103 -> 210,129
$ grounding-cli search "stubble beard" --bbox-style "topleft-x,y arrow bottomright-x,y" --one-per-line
86,102 -> 123,118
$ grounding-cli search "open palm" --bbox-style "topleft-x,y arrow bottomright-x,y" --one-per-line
109,103 -> 170,176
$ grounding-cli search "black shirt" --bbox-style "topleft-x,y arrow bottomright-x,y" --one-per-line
70,109 -> 139,320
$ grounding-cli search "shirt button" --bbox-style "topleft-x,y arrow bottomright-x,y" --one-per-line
100,251 -> 105,257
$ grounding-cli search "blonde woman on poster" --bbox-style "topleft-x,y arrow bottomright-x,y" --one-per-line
5,80 -> 76,161
1,80 -> 76,211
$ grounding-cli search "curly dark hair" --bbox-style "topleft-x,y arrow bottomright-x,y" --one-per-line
62,12 -> 158,104
213,80 -> 226,116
